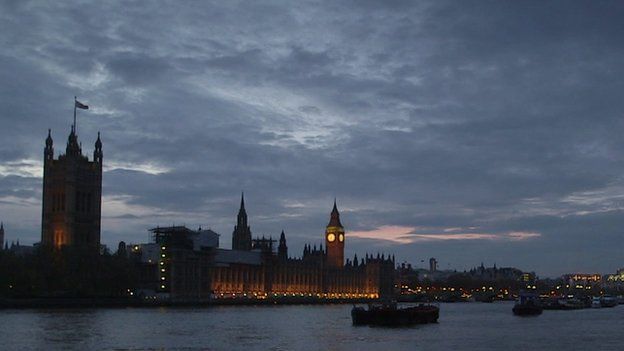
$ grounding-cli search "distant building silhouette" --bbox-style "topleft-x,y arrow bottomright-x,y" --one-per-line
117,241 -> 127,256
41,126 -> 102,249
231,193 -> 252,250
429,257 -> 437,272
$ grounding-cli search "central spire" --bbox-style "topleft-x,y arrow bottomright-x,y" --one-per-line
66,125 -> 81,156
278,229 -> 288,260
232,192 -> 252,250
237,192 -> 248,226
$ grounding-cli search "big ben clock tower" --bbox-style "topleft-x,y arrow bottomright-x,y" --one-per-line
325,200 -> 345,268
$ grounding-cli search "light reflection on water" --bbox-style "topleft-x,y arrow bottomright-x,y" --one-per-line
2,302 -> 623,350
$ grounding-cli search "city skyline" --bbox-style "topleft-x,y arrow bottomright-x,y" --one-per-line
1,1 -> 624,277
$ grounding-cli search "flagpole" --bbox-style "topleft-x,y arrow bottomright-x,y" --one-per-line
73,96 -> 77,133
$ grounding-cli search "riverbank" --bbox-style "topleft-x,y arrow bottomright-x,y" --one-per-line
0,296 -> 377,309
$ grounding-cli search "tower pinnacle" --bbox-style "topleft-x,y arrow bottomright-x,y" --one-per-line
44,129 -> 54,161
46,129 -> 53,146
94,132 -> 103,163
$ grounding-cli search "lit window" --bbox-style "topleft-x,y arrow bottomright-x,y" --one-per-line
160,261 -> 164,266
161,246 -> 166,250
161,254 -> 166,258
161,285 -> 165,289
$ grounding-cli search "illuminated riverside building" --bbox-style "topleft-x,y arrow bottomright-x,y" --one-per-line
128,200 -> 395,300
41,125 -> 103,249
605,269 -> 624,289
564,273 -> 601,284
606,269 -> 624,283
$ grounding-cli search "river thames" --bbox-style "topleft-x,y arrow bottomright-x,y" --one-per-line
1,302 -> 622,350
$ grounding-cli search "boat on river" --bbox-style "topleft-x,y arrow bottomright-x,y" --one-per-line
351,301 -> 439,326
513,291 -> 542,316
601,295 -> 618,308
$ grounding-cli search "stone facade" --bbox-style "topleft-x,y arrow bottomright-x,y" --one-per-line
41,126 -> 102,249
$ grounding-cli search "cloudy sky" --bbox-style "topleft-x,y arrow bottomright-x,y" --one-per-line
1,1 -> 623,277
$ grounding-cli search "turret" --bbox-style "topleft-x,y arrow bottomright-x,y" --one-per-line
44,129 -> 54,162
278,230 -> 288,261
94,132 -> 103,164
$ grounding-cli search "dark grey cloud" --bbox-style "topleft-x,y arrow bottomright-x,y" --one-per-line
1,1 -> 623,276
106,54 -> 173,86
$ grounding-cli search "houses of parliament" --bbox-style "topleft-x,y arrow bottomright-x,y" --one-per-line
38,121 -> 395,300
131,195 -> 395,300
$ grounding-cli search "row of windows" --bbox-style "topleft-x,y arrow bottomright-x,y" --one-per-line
76,191 -> 93,213
50,191 -> 95,213
51,194 -> 65,212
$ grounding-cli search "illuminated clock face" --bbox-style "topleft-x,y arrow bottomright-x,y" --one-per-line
338,234 -> 344,242
327,233 -> 336,242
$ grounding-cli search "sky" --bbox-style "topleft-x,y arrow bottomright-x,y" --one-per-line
1,1 -> 623,277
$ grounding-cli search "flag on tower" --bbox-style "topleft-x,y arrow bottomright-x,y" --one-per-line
75,100 -> 89,110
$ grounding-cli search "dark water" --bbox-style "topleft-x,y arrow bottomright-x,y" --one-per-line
1,302 -> 622,350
